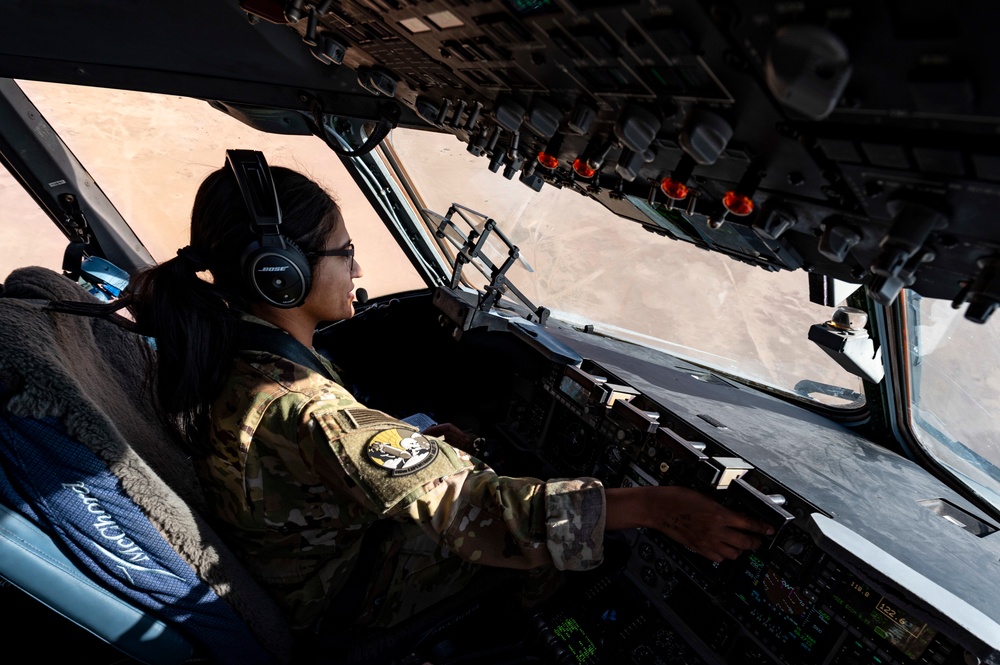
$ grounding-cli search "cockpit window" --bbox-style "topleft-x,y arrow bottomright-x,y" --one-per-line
5,80 -> 868,409
13,80 -> 425,298
904,291 -> 1000,509
388,128 -> 865,408
0,166 -> 67,279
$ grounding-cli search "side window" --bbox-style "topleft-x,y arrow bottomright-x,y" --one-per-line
15,80 -> 426,298
905,292 -> 1000,501
0,167 -> 68,281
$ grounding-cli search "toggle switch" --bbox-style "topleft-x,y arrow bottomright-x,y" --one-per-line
679,108 -> 733,166
868,198 -> 949,305
818,221 -> 862,263
614,105 -> 661,154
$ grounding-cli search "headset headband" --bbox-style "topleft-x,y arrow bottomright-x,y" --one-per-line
226,149 -> 283,242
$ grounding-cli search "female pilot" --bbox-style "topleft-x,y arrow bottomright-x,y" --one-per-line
123,152 -> 772,635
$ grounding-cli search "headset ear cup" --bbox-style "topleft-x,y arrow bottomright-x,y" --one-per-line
241,237 -> 313,308
282,237 -> 313,299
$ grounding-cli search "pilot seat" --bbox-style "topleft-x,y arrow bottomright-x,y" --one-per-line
0,265 -> 295,664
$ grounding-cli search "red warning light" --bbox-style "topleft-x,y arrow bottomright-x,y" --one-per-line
723,191 -> 755,216
659,177 -> 689,201
573,157 -> 597,178
537,151 -> 560,169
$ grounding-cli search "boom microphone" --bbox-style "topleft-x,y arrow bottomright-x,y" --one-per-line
354,288 -> 369,308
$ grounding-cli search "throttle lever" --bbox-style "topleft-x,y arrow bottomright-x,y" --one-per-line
724,476 -> 795,535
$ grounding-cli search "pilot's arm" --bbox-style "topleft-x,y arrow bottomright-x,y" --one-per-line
303,385 -> 769,571
304,388 -> 605,572
606,486 -> 773,562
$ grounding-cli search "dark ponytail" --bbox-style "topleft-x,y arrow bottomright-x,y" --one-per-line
126,163 -> 339,453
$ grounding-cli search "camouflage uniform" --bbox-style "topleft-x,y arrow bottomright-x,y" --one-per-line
199,321 -> 606,632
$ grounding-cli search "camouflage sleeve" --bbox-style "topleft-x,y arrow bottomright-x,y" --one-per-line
398,457 -> 607,572
300,388 -> 606,572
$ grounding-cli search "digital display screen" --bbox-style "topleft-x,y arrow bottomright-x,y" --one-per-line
503,0 -> 556,16
552,617 -> 597,664
560,374 -> 593,405
733,554 -> 833,663
830,577 -> 937,660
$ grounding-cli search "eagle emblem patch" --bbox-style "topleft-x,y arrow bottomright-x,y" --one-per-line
365,429 -> 439,476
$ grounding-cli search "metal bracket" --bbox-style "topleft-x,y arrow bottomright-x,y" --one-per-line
423,203 -> 548,325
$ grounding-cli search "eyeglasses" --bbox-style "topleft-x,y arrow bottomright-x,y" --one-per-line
310,243 -> 354,271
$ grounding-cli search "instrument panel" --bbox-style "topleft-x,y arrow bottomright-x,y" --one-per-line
322,287 -> 1000,665
493,343 -> 1000,665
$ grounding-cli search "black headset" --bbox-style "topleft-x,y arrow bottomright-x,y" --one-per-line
226,149 -> 312,308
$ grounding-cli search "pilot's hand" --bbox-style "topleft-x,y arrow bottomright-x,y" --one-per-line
605,486 -> 774,563
421,423 -> 471,449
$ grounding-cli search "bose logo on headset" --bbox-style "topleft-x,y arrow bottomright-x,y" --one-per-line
226,149 -> 313,308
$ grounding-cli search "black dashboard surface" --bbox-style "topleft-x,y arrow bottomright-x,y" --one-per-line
551,324 -> 1000,623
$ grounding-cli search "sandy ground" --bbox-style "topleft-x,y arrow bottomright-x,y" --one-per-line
2,80 -> 997,476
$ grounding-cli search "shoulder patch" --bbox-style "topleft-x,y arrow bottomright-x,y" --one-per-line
309,404 -> 473,512
365,430 -> 439,476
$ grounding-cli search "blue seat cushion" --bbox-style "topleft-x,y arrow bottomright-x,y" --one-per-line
0,498 -> 193,664
0,411 -> 273,665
